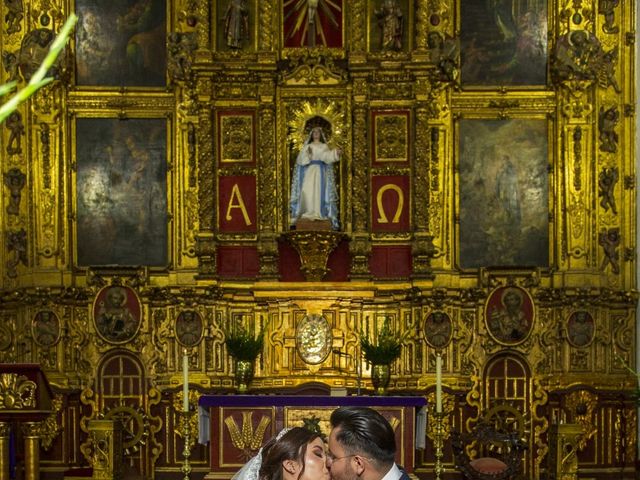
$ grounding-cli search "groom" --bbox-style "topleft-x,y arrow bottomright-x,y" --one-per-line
327,407 -> 411,480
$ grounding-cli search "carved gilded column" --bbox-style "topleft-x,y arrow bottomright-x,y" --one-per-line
196,88 -> 217,276
258,97 -> 280,279
22,422 -> 40,480
0,422 -> 9,480
414,0 -> 430,54
349,98 -> 371,279
411,104 -> 435,278
258,0 -> 276,61
89,419 -> 123,480
193,0 -> 211,61
349,0 -> 366,62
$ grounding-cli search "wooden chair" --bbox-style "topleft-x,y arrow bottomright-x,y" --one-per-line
451,418 -> 527,480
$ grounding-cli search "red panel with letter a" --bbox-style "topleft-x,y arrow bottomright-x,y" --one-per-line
371,175 -> 410,232
218,175 -> 257,233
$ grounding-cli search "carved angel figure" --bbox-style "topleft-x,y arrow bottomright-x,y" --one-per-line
598,106 -> 619,153
598,167 -> 618,214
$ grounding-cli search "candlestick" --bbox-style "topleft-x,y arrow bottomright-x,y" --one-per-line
433,411 -> 445,480
182,349 -> 189,413
181,410 -> 196,480
435,354 -> 442,413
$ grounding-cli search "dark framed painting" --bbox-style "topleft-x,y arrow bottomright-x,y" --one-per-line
175,310 -> 204,348
485,286 -> 534,345
423,311 -> 452,349
75,118 -> 168,267
460,0 -> 547,86
458,118 -> 549,269
567,311 -> 595,348
93,285 -> 142,344
75,0 -> 166,86
32,310 -> 61,347
283,0 -> 343,48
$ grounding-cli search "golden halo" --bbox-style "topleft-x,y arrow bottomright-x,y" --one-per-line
287,99 -> 344,151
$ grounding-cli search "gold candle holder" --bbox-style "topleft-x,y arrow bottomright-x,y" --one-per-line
181,410 -> 197,480
433,411 -> 445,480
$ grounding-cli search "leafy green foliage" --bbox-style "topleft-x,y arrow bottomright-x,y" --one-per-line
360,317 -> 404,365
0,14 -> 77,124
224,325 -> 264,362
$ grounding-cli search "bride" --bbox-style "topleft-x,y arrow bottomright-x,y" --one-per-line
290,126 -> 341,230
233,427 -> 330,480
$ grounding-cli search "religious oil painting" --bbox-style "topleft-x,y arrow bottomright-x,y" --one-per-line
485,286 -> 534,345
458,119 -> 549,269
75,118 -> 168,267
567,311 -> 595,348
460,0 -> 547,86
32,310 -> 61,347
423,311 -> 452,349
75,0 -> 166,86
93,286 -> 142,344
283,0 -> 343,48
175,310 -> 204,348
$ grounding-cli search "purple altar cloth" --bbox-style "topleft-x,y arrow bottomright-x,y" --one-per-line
198,395 -> 426,407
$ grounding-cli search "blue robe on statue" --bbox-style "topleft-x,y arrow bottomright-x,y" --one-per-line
290,129 -> 340,230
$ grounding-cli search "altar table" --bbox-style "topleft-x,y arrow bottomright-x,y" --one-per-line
198,395 -> 427,479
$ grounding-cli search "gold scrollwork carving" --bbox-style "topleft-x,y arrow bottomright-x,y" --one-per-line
282,231 -> 346,281
0,373 -> 36,409
40,395 -> 63,450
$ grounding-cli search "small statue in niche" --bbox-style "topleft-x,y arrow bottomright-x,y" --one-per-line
4,0 -> 24,35
167,31 -> 197,83
598,46 -> 621,93
290,124 -> 341,231
552,30 -> 600,83
4,168 -> 26,216
598,0 -> 619,34
599,227 -> 620,274
375,0 -> 403,51
598,166 -> 618,214
5,111 -> 24,155
427,31 -> 459,83
598,105 -> 619,153
6,228 -> 27,278
223,0 -> 249,49
2,51 -> 19,82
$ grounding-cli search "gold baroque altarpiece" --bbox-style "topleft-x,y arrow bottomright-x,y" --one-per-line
0,0 -> 637,479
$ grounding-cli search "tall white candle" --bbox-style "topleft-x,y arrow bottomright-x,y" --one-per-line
435,354 -> 442,413
182,349 -> 189,412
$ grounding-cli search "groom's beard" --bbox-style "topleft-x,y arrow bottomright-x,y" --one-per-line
330,462 -> 359,480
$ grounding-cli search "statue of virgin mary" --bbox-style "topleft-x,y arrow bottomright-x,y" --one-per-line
289,126 -> 341,230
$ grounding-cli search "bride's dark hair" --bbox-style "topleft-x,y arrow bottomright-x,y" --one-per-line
259,427 -> 321,480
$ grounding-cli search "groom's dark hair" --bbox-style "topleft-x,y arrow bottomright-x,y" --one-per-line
330,406 -> 396,468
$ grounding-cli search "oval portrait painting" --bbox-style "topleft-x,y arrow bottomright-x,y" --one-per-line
296,314 -> 332,365
424,311 -> 452,349
567,310 -> 595,348
175,310 -> 204,348
485,286 -> 534,345
32,310 -> 61,347
93,285 -> 142,344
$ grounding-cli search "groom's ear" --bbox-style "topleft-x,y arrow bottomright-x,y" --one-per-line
283,459 -> 299,475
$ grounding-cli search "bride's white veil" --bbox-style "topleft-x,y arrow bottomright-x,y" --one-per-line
231,427 -> 293,480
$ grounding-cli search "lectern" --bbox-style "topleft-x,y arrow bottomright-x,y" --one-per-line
0,363 -> 54,480
198,395 -> 427,480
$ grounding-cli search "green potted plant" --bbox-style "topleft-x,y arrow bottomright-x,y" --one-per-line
360,317 -> 407,395
224,323 -> 265,393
